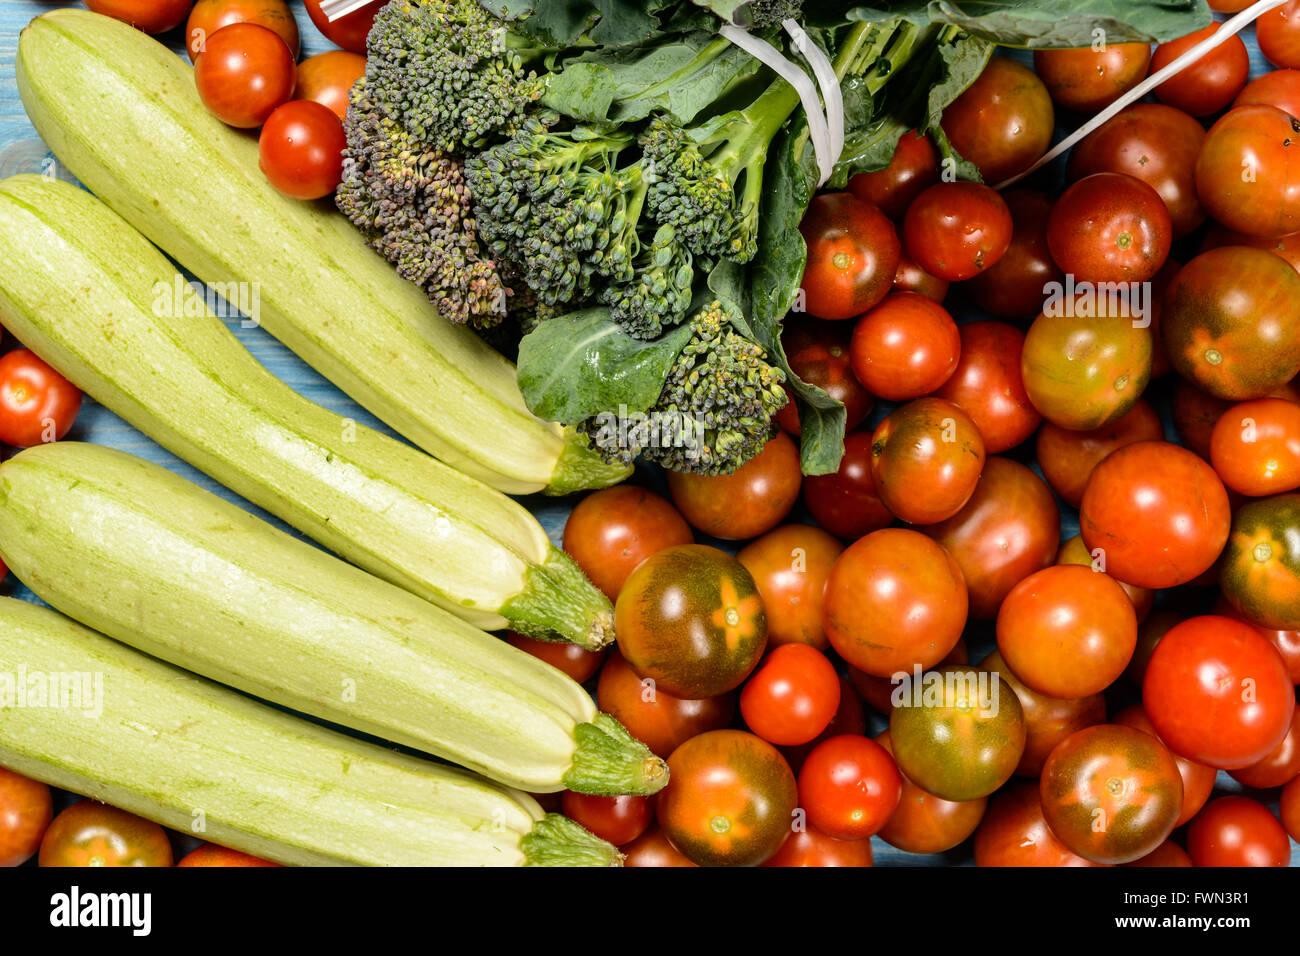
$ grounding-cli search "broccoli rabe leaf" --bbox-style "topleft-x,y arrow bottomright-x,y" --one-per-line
480,0 -> 671,45
517,309 -> 694,422
686,0 -> 803,27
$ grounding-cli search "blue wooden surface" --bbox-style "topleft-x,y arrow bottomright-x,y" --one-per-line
0,1 -> 1293,866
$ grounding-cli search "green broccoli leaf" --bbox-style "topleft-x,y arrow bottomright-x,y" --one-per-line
480,0 -> 669,45
517,309 -> 694,423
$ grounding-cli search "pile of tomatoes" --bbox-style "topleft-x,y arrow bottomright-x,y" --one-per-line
520,10 -> 1300,868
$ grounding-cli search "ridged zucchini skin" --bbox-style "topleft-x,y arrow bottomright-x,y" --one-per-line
0,173 -> 612,648
0,597 -> 621,866
14,8 -> 628,497
0,442 -> 666,797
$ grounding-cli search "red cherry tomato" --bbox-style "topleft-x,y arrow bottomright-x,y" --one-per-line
761,822 -> 873,867
596,650 -> 735,760
847,130 -> 939,221
740,644 -> 841,746
294,50 -> 366,120
801,431 -> 894,540
892,250 -> 950,303
194,22 -> 296,129
1151,23 -> 1250,117
86,0 -> 194,34
1036,399 -> 1164,509
870,397 -> 986,525
0,767 -> 52,867
561,791 -> 653,847
736,524 -> 843,650
176,845 -> 280,866
1234,68 -> 1300,119
258,100 -> 346,200
974,780 -> 1107,867
1196,106 -> 1300,239
1046,173 -> 1172,284
186,0 -> 299,61
665,432 -> 801,540
621,826 -> 697,866
903,182 -> 1013,282
562,485 -> 693,601
798,734 -> 902,840
964,190 -> 1063,321
798,194 -> 900,321
848,293 -> 960,402
1187,796 -> 1292,867
1112,703 -> 1215,827
1210,397 -> 1300,497
780,319 -> 874,435
940,56 -> 1054,185
302,0 -> 381,54
1033,43 -> 1150,114
506,632 -> 605,684
931,321 -> 1040,455
1258,1 -> 1300,69
1229,707 -> 1300,789
1283,777 -> 1300,842
0,349 -> 82,447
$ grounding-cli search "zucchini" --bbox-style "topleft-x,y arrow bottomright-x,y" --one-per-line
0,441 -> 666,797
14,8 -> 628,497
0,173 -> 611,648
0,596 -> 620,866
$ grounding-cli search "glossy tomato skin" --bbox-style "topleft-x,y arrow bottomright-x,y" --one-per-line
1125,840 -> 1193,867
1113,704 -> 1216,828
1039,724 -> 1183,865
1229,707 -> 1300,789
1036,399 -> 1164,509
964,190 -> 1062,322
303,0 -> 380,54
187,0 -> 299,61
1020,310 -> 1153,432
176,845 -> 280,866
760,823 -> 873,867
506,632 -> 605,684
740,644 -> 840,747
1233,68 -> 1300,119
779,674 -> 867,774
1143,615 -> 1296,770
780,319 -> 874,435
1065,103 -> 1205,238
562,485 -> 692,601
1186,796 -> 1292,867
847,130 -> 938,221
798,734 -> 901,840
974,780 -> 1107,867
1214,596 -> 1300,685
666,432 -> 800,540
38,801 -> 173,867
86,0 -> 193,33
1258,1 -> 1300,69
870,397 -> 985,525
1220,494 -> 1300,631
903,182 -> 1013,282
0,767 -> 52,867
1079,441 -> 1231,590
621,826 -> 697,866
1210,398 -> 1300,497
920,457 -> 1059,620
1033,43 -> 1150,114
996,565 -> 1137,700
737,525 -> 842,650
800,431 -> 893,539
194,22 -> 296,129
941,56 -> 1054,184
258,100 -> 346,200
798,193 -> 900,320
823,528 -> 967,677
889,666 -> 1026,802
982,650 -> 1105,778
1056,534 -> 1154,625
892,250 -> 949,302
0,349 -> 82,447
658,730 -> 798,867
1196,107 -> 1300,238
848,293 -> 960,402
1152,23 -> 1250,116
875,729 -> 987,854
1047,173 -> 1172,284
614,545 -> 766,699
1283,777 -> 1300,842
561,792 -> 653,847
596,650 -> 735,759
294,50 -> 366,119
932,321 -> 1039,453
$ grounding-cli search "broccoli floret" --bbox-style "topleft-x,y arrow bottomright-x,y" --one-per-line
748,0 -> 803,29
600,225 -> 696,339
363,0 -> 546,153
577,301 -> 787,475
336,81 -> 511,328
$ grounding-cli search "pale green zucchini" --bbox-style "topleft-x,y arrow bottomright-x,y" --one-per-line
0,597 -> 620,866
14,8 -> 627,497
0,173 -> 610,648
0,442 -> 666,797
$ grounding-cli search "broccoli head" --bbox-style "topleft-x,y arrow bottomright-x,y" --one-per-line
363,0 -> 546,153
577,301 -> 787,475
748,0 -> 803,29
337,81 -> 511,328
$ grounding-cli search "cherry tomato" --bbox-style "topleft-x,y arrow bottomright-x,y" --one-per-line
1066,104 -> 1205,238
194,22 -> 295,129
1112,703 -> 1215,827
302,0 -> 381,54
870,397 -> 985,525
847,129 -> 939,221
1233,68 -> 1300,119
1196,106 -> 1300,238
903,182 -> 1013,282
658,730 -> 798,867
974,780 -> 1107,867
1124,840 -> 1193,867
1039,724 -> 1183,865
892,250 -> 949,302
1079,441 -> 1231,590
964,190 -> 1062,322
614,545 -> 766,699
740,644 -> 840,747
186,0 -> 299,61
596,650 -> 734,760
1258,1 -> 1300,69
1230,707 -> 1300,789
941,56 -> 1054,184
1201,220 -> 1300,274
38,801 -> 173,867
176,845 -> 280,866
258,100 -> 346,200
779,674 -> 867,772
1151,23 -> 1250,116
0,767 -> 52,867
1220,494 -> 1300,631
797,734 -> 901,840
506,632 -> 605,684
0,349 -> 82,447
1036,399 -> 1164,509
294,50 -> 366,119
920,457 -> 1059,620
798,193 -> 900,321
1186,796 -> 1291,867
848,292 -> 960,401
932,321 -> 1039,454
1210,398 -> 1300,497
800,430 -> 893,539
1143,615 -> 1296,769
982,649 -> 1106,778
1056,534 -> 1154,625
874,729 -> 986,854
621,826 -> 697,866
850,639 -> 969,717
86,0 -> 194,34
779,319 -> 874,435
737,524 -> 842,650
1046,173 -> 1171,285
562,485 -> 693,601
760,822 -> 873,867
665,432 -> 800,540
1033,43 -> 1150,114
561,792 -> 653,847
823,528 -> 966,678
1214,595 -> 1300,685
996,565 -> 1137,700
1283,776 -> 1300,842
